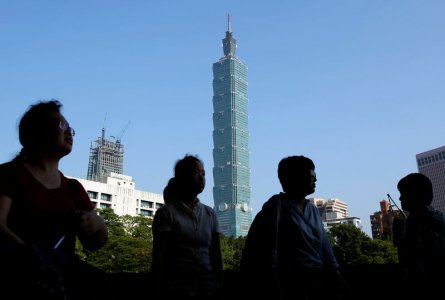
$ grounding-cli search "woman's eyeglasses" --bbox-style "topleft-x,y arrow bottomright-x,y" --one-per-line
59,121 -> 75,136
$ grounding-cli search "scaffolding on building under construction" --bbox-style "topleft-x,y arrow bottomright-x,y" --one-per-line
87,127 -> 124,183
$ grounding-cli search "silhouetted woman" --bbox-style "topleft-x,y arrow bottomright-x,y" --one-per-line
151,154 -> 223,300
0,100 -> 108,299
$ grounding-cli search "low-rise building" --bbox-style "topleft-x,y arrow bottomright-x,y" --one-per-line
70,172 -> 164,217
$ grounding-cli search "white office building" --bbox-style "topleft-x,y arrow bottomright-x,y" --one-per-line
323,217 -> 362,232
69,172 -> 164,217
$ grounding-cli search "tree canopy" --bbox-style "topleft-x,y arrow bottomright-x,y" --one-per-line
328,224 -> 398,265
77,209 -> 398,272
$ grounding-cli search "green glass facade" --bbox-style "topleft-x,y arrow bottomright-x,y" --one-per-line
212,20 -> 252,236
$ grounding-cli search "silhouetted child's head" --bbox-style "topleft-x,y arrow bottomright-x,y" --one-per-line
397,173 -> 433,212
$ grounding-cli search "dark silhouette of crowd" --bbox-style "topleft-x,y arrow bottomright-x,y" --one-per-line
2,100 -> 445,300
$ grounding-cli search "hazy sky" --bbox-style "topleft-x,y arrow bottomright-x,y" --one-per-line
1,1 -> 444,236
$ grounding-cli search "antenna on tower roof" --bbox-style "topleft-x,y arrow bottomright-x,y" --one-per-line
227,14 -> 231,32
101,113 -> 107,141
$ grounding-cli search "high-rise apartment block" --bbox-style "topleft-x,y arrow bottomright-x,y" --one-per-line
87,128 -> 124,183
416,145 -> 445,212
310,198 -> 348,220
211,16 -> 252,236
310,198 -> 361,231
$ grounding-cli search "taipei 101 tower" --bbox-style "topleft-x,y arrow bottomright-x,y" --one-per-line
211,15 -> 252,237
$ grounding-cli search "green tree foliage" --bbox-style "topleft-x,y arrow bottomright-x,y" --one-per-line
328,224 -> 398,265
220,235 -> 246,270
361,238 -> 399,264
99,208 -> 126,237
76,210 -> 399,273
76,208 -> 152,273
121,214 -> 153,240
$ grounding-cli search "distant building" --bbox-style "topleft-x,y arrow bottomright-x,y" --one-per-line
77,125 -> 164,218
87,128 -> 124,183
370,200 -> 392,239
310,198 -> 348,220
211,16 -> 252,237
71,172 -> 164,217
370,199 -> 405,240
416,145 -> 445,212
309,198 -> 362,231
324,217 -> 362,232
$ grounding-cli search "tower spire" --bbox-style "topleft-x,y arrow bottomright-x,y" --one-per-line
222,15 -> 236,57
227,14 -> 231,32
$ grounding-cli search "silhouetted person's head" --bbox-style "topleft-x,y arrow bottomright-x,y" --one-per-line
278,155 -> 316,197
15,100 -> 74,162
174,154 -> 205,197
397,173 -> 433,212
163,177 -> 177,204
398,173 -> 433,212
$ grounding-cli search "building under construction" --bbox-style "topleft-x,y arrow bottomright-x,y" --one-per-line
87,128 -> 124,183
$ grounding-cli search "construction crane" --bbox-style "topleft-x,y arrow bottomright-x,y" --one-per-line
116,121 -> 131,144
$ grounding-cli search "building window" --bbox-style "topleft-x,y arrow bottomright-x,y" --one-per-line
100,203 -> 111,209
87,191 -> 98,199
140,210 -> 153,217
155,203 -> 163,209
101,193 -> 111,202
220,225 -> 230,232
141,200 -> 153,208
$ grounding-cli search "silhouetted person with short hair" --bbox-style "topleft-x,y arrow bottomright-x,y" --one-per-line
151,154 -> 223,300
0,100 -> 109,299
396,173 -> 445,297
241,155 -> 345,300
